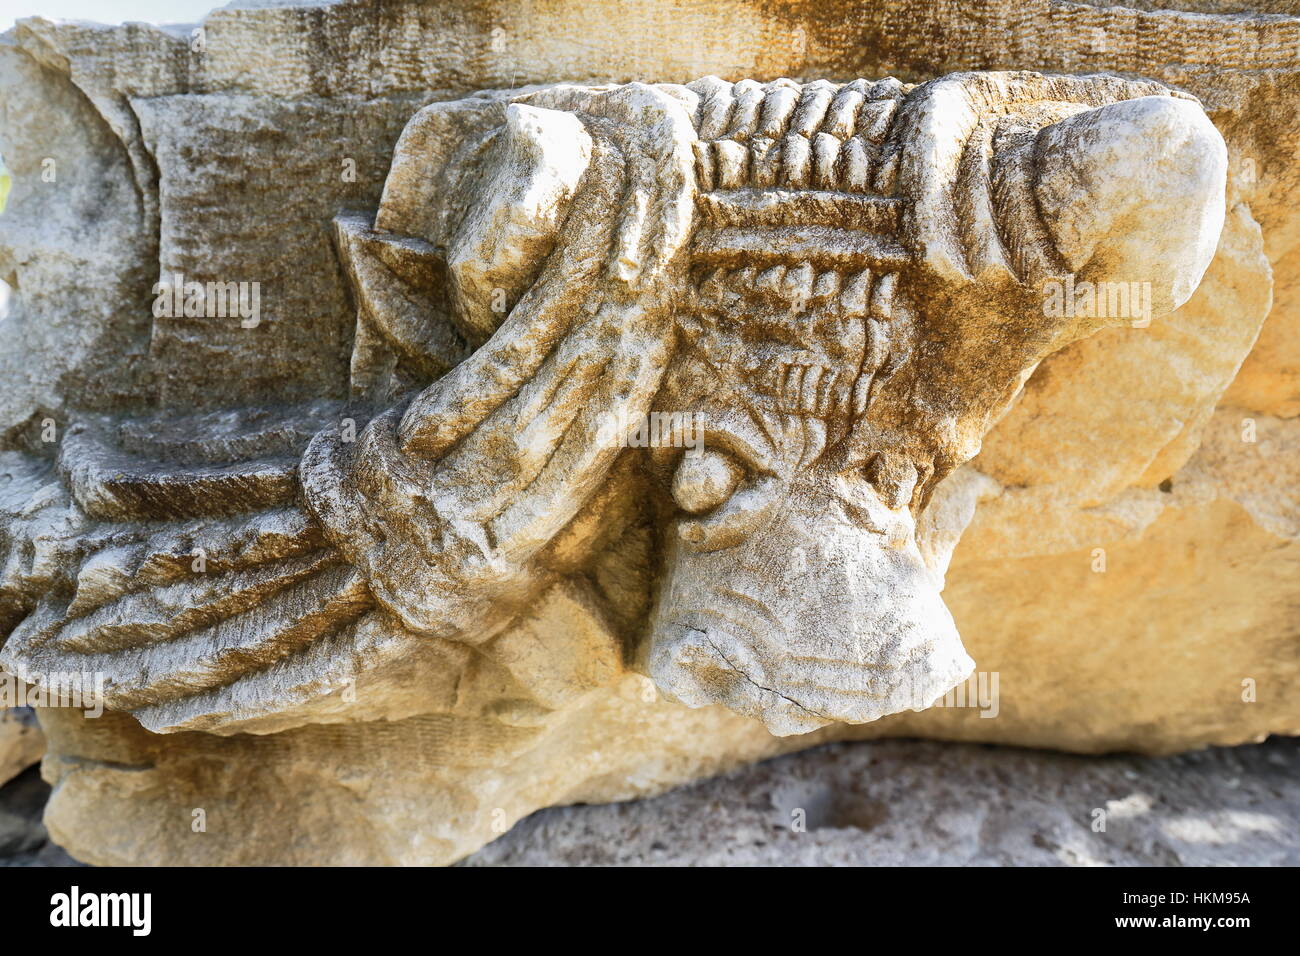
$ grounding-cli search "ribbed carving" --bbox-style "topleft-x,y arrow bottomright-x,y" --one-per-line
688,77 -> 906,194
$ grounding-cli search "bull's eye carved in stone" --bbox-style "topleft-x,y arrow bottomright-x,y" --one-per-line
0,72 -> 1226,737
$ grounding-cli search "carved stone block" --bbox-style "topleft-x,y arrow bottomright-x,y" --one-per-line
0,0 -> 1294,865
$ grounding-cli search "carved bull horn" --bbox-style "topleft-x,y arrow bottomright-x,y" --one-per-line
334,100 -> 594,404
1033,95 -> 1226,322
443,103 -> 593,343
852,78 -> 1232,481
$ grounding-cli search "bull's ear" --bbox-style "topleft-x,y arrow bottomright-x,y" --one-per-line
446,104 -> 593,343
1034,95 -> 1227,325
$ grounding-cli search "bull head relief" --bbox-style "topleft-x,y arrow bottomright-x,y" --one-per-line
0,73 -> 1226,738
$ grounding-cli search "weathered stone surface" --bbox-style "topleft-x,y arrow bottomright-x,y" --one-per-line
0,0 -> 1296,866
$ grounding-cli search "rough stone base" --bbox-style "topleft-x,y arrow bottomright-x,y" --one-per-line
462,737 -> 1300,866
7,736 -> 1296,867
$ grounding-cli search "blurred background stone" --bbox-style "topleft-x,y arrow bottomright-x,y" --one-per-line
0,707 -> 43,789
0,765 -> 82,866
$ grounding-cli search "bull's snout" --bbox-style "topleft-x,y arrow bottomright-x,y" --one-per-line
646,475 -> 975,736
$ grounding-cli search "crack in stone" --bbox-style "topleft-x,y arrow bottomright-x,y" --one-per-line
689,627 -> 834,724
